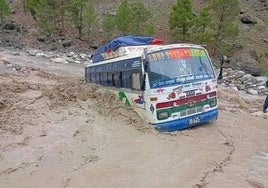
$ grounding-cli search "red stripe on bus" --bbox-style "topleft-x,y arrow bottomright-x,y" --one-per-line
156,92 -> 216,109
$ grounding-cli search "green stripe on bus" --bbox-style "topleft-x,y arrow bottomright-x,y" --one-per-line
156,97 -> 217,120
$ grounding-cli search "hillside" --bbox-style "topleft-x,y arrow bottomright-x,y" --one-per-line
0,0 -> 268,75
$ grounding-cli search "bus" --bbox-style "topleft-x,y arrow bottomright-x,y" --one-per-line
85,36 -> 218,132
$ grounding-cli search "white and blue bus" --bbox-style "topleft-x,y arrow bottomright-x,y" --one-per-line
85,36 -> 218,132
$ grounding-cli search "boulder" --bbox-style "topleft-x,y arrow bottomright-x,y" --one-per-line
3,22 -> 16,30
240,15 -> 257,24
231,50 -> 262,76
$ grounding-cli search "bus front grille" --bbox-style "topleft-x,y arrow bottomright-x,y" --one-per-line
180,107 -> 204,117
187,109 -> 196,115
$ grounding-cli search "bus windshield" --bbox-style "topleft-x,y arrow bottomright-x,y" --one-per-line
147,48 -> 215,89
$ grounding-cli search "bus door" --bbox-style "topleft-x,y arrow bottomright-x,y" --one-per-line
131,72 -> 146,109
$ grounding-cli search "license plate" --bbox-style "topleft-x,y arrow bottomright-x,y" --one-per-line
189,116 -> 201,126
185,90 -> 196,96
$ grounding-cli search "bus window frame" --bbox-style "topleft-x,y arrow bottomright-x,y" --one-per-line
131,72 -> 142,90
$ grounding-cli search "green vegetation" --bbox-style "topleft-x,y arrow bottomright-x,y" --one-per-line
192,7 -> 214,44
169,0 -> 194,41
22,0 -> 240,54
0,0 -> 10,25
68,0 -> 97,39
25,0 -> 70,35
24,0 -> 152,40
169,0 -> 240,55
115,0 -> 131,35
35,0 -> 58,35
115,0 -> 153,36
24,0 -> 40,20
144,21 -> 155,36
210,0 -> 240,42
128,2 -> 152,35
102,14 -> 116,41
24,0 -> 97,38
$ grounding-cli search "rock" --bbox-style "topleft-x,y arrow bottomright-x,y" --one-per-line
231,51 -> 262,76
241,15 -> 257,24
74,60 -> 82,64
36,52 -> 46,58
256,76 -> 267,83
231,87 -> 239,92
258,86 -> 266,90
241,24 -> 250,31
247,88 -> 259,95
62,40 -> 72,48
37,36 -> 46,42
3,22 -> 16,30
28,49 -> 40,56
241,74 -> 252,82
51,57 -> 67,64
66,58 -> 75,64
90,45 -> 98,50
79,53 -> 88,59
67,52 -> 75,57
14,64 -> 21,71
249,49 -> 258,61
11,51 -> 20,56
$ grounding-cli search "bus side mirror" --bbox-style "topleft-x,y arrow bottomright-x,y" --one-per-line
218,55 -> 229,80
220,55 -> 229,64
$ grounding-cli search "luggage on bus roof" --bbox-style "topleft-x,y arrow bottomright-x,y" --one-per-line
91,36 -> 163,63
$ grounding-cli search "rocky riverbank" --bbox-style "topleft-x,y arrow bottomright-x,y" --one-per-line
3,46 -> 267,97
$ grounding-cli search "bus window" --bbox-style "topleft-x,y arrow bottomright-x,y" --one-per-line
112,73 -> 115,86
86,73 -> 91,81
101,72 -> 108,86
107,72 -> 113,86
122,71 -> 131,88
132,72 -> 141,90
114,72 -> 122,88
95,73 -> 100,84
87,73 -> 92,82
90,73 -> 96,83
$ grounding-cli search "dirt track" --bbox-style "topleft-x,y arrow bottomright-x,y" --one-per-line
0,48 -> 268,188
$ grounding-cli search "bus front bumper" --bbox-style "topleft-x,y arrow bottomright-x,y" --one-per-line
153,109 -> 218,132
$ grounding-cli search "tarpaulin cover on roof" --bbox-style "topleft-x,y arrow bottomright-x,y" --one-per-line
91,36 -> 163,63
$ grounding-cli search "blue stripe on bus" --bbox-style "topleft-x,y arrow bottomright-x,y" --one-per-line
153,109 -> 218,132
86,57 -> 141,73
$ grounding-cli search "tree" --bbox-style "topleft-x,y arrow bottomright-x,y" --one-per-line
169,0 -> 195,41
25,0 -> 70,35
128,1 -> 152,35
68,0 -> 86,39
102,14 -> 116,41
83,2 -> 97,38
144,21 -> 155,36
209,0 -> 240,54
0,0 -> 10,25
25,0 -> 42,21
192,7 -> 214,44
35,0 -> 58,35
114,0 -> 154,36
68,0 -> 97,39
58,0 -> 70,35
115,0 -> 131,35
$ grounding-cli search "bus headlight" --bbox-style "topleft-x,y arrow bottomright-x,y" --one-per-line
209,98 -> 217,107
157,111 -> 169,120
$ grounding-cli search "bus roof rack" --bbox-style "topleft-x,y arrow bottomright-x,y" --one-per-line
91,36 -> 163,63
